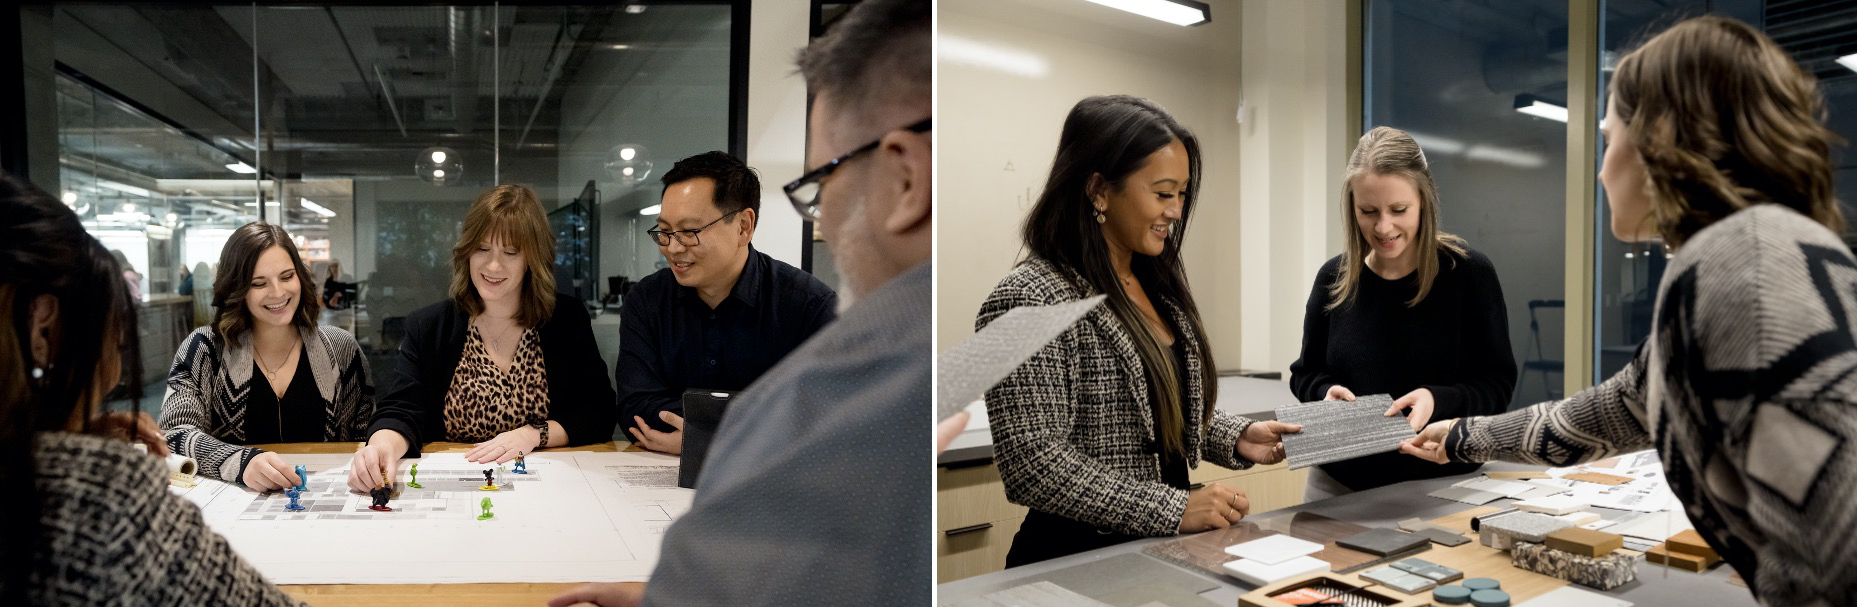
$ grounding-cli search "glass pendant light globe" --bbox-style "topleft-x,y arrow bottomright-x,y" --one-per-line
605,144 -> 653,185
416,146 -> 464,185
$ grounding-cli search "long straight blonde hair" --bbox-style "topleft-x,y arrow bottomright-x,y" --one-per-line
1328,126 -> 1466,311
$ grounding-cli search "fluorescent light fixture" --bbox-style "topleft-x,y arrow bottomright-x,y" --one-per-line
300,198 -> 337,218
1082,0 -> 1210,26
98,180 -> 152,197
1406,131 -> 1465,155
1839,53 -> 1857,74
1514,95 -> 1568,123
639,204 -> 662,216
939,35 -> 1051,79
226,162 -> 257,174
624,4 -> 646,14
61,191 -> 76,204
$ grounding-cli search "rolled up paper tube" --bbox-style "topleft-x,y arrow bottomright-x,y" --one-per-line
166,453 -> 198,481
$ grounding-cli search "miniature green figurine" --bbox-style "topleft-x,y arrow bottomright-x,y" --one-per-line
477,497 -> 494,520
406,463 -> 423,488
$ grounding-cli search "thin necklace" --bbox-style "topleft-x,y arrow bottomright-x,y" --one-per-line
254,333 -> 299,386
478,316 -> 519,352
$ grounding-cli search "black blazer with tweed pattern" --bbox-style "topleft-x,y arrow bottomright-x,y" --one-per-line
979,257 -> 1256,537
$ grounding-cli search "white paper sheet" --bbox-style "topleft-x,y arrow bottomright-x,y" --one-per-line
183,451 -> 691,584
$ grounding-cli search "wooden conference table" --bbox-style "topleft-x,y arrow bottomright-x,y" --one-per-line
249,440 -> 649,607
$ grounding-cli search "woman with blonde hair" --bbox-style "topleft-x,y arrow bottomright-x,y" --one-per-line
1289,125 -> 1516,499
348,184 -> 615,492
1401,16 -> 1857,603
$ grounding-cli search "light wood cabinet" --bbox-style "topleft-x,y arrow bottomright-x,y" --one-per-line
935,460 -> 1308,583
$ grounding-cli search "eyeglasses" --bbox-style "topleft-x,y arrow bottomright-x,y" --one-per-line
783,117 -> 932,220
646,208 -> 746,247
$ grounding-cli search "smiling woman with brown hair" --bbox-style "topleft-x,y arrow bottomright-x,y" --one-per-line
1401,16 -> 1857,604
348,184 -> 615,494
160,221 -> 376,492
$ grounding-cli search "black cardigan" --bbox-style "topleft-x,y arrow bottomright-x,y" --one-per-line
367,295 -> 617,457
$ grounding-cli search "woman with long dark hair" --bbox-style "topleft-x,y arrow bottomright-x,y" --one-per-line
978,95 -> 1299,566
0,174 -> 301,605
1401,16 -> 1857,604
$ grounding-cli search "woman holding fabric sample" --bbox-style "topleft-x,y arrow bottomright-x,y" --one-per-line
1288,126 -> 1517,500
1400,16 -> 1857,605
0,175 -> 303,606
347,184 -> 615,494
978,95 -> 1300,567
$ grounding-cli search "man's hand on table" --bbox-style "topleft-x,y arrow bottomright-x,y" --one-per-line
548,582 -> 644,607
627,412 -> 684,455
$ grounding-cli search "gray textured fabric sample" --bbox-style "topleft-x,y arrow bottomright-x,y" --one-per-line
937,295 -> 1106,419
1275,394 -> 1413,469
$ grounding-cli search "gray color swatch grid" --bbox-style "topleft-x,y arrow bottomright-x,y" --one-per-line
1274,394 -> 1413,469
937,295 -> 1106,419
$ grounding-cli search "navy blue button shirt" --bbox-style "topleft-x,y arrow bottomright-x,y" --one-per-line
616,246 -> 838,432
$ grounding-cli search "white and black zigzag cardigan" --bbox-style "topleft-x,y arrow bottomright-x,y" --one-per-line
21,433 -> 304,606
1446,205 -> 1857,605
160,325 -> 374,485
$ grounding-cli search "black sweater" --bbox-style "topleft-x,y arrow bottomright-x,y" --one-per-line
367,295 -> 617,457
1288,247 -> 1516,491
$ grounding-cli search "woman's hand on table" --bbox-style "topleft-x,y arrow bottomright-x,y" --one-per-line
1399,419 -> 1456,464
548,582 -> 644,607
465,424 -> 544,464
1180,483 -> 1249,532
242,451 -> 301,491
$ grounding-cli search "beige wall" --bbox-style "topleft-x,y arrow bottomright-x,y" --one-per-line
1236,1 -> 1355,377
936,0 -> 1244,366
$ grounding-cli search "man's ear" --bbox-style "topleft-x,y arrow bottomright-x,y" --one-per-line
30,294 -> 58,369
736,208 -> 758,243
878,130 -> 931,236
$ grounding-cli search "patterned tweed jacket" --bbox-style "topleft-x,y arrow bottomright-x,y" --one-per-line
979,258 -> 1257,537
1447,205 -> 1857,605
20,433 -> 303,606
160,325 -> 375,485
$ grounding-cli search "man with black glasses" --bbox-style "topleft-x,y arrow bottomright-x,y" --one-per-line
617,151 -> 837,454
550,0 -> 929,604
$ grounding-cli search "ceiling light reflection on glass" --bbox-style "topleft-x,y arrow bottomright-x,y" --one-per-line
417,146 -> 463,186
606,144 -> 654,185
226,162 -> 257,174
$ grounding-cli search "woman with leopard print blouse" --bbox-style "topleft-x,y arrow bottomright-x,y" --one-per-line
347,185 -> 616,493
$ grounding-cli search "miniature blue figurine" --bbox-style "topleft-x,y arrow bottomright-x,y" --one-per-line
513,452 -> 527,474
285,488 -> 305,511
294,465 -> 308,492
